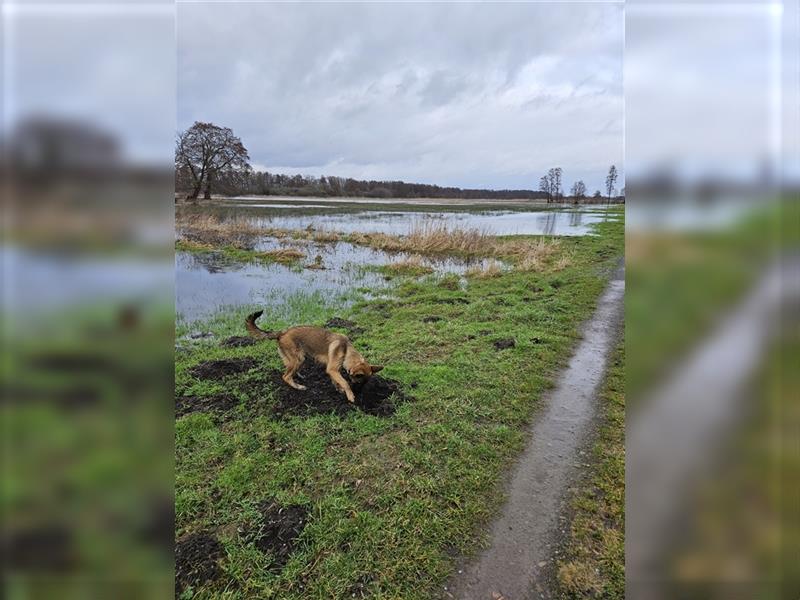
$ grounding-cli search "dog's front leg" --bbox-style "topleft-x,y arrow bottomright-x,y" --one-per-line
327,368 -> 356,403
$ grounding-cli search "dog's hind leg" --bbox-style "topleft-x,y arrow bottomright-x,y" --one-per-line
278,343 -> 306,390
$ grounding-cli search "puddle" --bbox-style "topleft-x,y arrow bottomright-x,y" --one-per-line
175,532 -> 224,595
269,361 -> 411,418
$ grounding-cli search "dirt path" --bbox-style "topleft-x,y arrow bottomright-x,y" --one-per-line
447,269 -> 625,600
626,258 -> 798,596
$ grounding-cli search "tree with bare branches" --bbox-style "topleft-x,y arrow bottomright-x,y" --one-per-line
176,122 -> 251,200
570,180 -> 586,204
605,164 -> 618,202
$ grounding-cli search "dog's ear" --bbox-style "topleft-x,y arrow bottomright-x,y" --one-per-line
370,365 -> 384,374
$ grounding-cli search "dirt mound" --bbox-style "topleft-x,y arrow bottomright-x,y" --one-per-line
246,501 -> 308,571
220,336 -> 257,348
175,532 -> 223,595
493,338 -> 516,350
189,358 -> 257,380
176,394 -> 239,420
270,362 -> 410,418
324,317 -> 365,336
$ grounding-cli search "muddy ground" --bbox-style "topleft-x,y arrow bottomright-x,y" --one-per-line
269,362 -> 412,418
189,357 -> 258,380
245,501 -> 309,571
175,532 -> 224,595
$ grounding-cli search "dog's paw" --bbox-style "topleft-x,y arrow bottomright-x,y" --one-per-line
295,384 -> 307,390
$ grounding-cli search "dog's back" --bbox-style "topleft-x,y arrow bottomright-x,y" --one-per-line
281,326 -> 348,355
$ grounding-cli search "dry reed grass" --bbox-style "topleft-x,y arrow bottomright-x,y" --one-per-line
466,259 -> 503,279
260,248 -> 305,263
384,255 -> 434,275
176,214 -> 263,249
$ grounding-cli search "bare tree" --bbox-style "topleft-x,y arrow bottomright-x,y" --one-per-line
553,167 -> 562,201
570,180 -> 586,204
539,175 -> 551,203
540,167 -> 563,204
605,164 -> 618,202
176,122 -> 251,200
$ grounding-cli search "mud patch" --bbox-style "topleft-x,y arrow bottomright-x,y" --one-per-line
220,336 -> 257,348
175,532 -> 224,595
189,358 -> 257,380
347,575 -> 375,598
324,317 -> 365,336
245,501 -> 308,572
493,338 -> 516,350
176,394 -> 239,421
3,524 -> 76,571
270,362 -> 410,418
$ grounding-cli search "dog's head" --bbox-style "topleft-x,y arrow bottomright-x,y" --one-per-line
348,362 -> 383,385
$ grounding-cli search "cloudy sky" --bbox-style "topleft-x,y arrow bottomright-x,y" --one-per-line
178,3 -> 623,192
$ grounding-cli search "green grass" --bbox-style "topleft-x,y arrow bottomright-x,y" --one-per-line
556,340 -> 624,599
176,239 -> 305,265
175,209 -> 624,598
625,199 -> 795,402
2,302 -> 175,597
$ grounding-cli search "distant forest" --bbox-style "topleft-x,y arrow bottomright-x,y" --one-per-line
176,167 -> 551,200
175,122 -> 622,202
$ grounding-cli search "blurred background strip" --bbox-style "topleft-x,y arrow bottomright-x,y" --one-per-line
2,1 -> 176,598
626,0 -> 799,598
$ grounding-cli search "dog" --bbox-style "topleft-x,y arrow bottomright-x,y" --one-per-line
245,310 -> 383,403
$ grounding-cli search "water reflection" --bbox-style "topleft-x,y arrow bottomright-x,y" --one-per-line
182,200 -> 612,237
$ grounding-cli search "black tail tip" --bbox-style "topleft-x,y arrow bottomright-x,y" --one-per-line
247,309 -> 264,321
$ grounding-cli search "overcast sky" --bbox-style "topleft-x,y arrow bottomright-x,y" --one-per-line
178,3 -> 623,192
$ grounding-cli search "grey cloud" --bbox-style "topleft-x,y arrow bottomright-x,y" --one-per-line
178,3 -> 623,190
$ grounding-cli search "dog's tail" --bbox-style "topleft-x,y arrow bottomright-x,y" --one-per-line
245,310 -> 281,340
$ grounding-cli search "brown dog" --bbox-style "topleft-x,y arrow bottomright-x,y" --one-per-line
245,310 -> 383,403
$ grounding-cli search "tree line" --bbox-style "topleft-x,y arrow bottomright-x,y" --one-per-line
175,122 -> 623,202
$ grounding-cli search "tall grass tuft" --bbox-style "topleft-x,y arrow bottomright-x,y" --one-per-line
466,259 -> 503,279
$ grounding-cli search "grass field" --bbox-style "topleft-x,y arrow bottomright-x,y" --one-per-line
174,208 -> 623,598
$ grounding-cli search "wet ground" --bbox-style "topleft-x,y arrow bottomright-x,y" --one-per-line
447,268 -> 625,600
269,361 -> 412,418
179,352 -> 413,420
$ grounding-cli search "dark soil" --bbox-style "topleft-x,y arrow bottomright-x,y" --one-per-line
2,524 -> 75,571
220,336 -> 257,348
176,394 -> 239,421
493,338 -> 516,350
175,532 -> 224,595
422,316 -> 442,323
270,362 -> 411,418
246,501 -> 308,571
324,317 -> 365,336
189,358 -> 258,380
433,297 -> 469,305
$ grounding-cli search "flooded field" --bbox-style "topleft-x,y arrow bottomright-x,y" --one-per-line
182,197 -> 616,236
176,198 -> 618,324
176,238 -> 490,323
